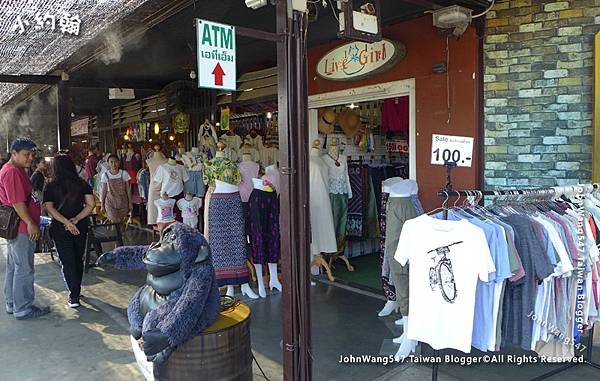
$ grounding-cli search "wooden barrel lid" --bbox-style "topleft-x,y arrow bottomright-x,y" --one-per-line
203,301 -> 250,333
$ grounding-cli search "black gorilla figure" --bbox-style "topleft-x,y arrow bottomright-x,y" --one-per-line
97,223 -> 220,363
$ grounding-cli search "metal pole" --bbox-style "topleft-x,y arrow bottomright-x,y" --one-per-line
277,1 -> 312,380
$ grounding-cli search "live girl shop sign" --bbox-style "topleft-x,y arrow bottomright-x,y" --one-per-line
316,39 -> 406,81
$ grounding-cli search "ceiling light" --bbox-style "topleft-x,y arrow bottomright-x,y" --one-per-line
348,103 -> 358,109
154,122 -> 160,135
245,0 -> 267,9
266,112 -> 272,119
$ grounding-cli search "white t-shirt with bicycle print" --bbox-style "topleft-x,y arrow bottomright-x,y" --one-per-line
394,214 -> 494,353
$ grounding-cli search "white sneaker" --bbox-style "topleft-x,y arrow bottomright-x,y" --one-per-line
68,299 -> 80,308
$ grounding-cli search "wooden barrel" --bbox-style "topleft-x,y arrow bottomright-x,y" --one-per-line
154,302 -> 252,381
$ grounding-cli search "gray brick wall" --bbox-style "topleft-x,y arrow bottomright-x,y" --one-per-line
484,0 -> 600,188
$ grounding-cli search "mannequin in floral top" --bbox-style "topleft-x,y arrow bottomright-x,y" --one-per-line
203,142 -> 258,299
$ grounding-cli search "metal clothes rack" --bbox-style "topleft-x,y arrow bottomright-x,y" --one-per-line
429,163 -> 600,381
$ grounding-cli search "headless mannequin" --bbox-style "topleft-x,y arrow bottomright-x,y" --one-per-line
126,147 -> 134,161
309,139 -> 335,284
324,138 -> 354,273
251,178 -> 282,298
211,148 -> 258,300
146,145 -> 168,225
378,176 -> 404,318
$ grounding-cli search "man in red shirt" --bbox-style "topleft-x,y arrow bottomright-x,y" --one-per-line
0,138 -> 49,319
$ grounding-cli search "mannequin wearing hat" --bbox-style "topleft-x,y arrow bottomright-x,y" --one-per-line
321,138 -> 354,271
203,142 -> 259,299
308,139 -> 336,282
146,145 -> 168,225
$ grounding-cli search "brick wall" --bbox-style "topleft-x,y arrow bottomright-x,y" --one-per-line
484,0 -> 600,188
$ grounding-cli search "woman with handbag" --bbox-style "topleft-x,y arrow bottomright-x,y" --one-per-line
100,154 -> 132,224
43,155 -> 95,308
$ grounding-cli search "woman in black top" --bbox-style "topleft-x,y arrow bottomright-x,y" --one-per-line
30,156 -> 47,203
43,155 -> 95,308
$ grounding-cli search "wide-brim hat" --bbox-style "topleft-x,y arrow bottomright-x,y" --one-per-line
338,110 -> 361,138
318,108 -> 336,135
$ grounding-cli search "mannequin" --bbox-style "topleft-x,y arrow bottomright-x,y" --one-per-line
153,157 -> 189,222
263,162 -> 281,195
241,137 -> 260,163
322,138 -> 354,272
198,119 -> 218,159
176,192 -> 201,229
202,145 -> 224,238
183,146 -> 206,201
382,179 -> 422,360
308,139 -> 336,282
238,152 -> 260,204
175,142 -> 186,163
154,191 -> 176,231
219,132 -> 242,162
248,177 -> 282,298
146,146 -> 167,225
123,144 -> 140,185
377,177 -> 404,317
204,142 -> 258,299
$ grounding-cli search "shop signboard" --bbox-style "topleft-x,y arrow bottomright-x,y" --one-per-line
431,134 -> 473,168
386,139 -> 409,154
196,19 -> 236,91
316,38 -> 405,81
70,118 -> 89,136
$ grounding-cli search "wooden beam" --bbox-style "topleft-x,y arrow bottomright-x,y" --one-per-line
68,78 -> 165,90
0,74 -> 61,85
236,26 -> 279,42
57,80 -> 71,150
400,0 -> 443,10
593,32 -> 600,182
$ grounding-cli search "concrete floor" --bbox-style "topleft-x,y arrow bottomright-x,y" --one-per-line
1,229 -> 599,381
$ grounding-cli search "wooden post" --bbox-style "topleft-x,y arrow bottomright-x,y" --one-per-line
57,80 -> 71,151
277,1 -> 312,380
593,32 -> 600,182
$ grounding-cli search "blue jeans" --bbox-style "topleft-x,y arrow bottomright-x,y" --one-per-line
4,233 -> 36,317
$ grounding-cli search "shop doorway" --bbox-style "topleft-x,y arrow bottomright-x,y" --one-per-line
307,78 -> 416,292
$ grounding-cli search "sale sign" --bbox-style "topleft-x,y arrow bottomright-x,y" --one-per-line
431,134 -> 474,168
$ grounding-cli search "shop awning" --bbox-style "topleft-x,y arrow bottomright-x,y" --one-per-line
0,0 -> 180,106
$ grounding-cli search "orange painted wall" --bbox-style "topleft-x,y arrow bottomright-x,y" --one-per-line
307,16 -> 481,211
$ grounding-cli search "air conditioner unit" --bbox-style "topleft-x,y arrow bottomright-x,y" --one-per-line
432,5 -> 473,37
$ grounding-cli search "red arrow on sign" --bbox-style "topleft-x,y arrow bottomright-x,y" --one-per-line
212,63 -> 225,86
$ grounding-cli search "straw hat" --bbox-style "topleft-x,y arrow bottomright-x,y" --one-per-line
318,108 -> 336,135
337,110 -> 361,138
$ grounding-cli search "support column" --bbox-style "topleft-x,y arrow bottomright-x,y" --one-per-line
277,1 -> 312,380
57,79 -> 71,151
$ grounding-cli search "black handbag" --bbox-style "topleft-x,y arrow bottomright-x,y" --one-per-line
0,204 -> 20,240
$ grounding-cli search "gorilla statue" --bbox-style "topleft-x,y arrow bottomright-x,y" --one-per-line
97,222 -> 220,363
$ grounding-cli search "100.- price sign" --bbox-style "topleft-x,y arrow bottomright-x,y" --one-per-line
431,134 -> 474,168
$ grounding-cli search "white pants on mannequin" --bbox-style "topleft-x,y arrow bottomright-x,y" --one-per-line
254,263 -> 283,298
226,284 -> 258,299
392,316 -> 417,361
378,300 -> 400,317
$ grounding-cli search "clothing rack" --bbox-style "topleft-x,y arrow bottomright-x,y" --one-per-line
429,163 -> 600,381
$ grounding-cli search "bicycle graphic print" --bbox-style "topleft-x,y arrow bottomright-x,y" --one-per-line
427,241 -> 462,303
